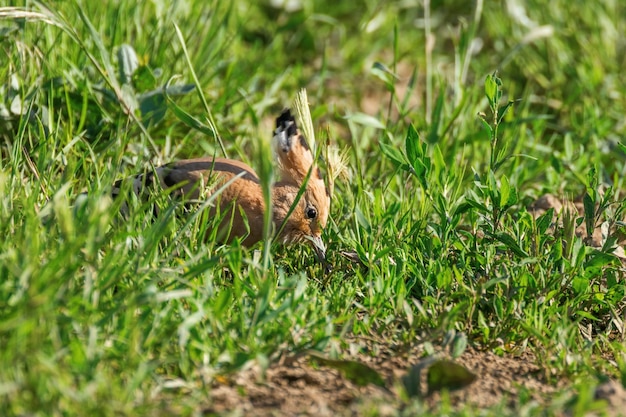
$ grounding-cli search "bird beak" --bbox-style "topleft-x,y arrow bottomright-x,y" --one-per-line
306,234 -> 332,273
309,235 -> 327,263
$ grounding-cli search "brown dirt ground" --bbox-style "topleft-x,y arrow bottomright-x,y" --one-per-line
201,343 -> 626,416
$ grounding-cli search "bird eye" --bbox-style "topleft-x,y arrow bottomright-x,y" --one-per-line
306,206 -> 317,219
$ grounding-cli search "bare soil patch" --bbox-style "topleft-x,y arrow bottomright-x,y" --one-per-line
200,342 -> 625,416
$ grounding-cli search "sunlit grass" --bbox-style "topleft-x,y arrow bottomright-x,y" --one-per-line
1,0 -> 626,415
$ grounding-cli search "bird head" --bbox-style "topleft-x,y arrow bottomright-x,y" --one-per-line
272,109 -> 331,265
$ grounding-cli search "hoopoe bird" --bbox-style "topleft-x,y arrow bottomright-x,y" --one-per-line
113,109 -> 331,267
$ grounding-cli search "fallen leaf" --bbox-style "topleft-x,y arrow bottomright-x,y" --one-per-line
427,359 -> 476,394
308,352 -> 385,388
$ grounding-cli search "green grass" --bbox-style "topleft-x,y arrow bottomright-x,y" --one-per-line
2,0 -> 626,415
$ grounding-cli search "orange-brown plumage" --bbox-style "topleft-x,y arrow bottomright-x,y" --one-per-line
114,109 -> 331,264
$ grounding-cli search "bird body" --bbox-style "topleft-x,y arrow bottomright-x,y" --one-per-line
114,110 -> 330,264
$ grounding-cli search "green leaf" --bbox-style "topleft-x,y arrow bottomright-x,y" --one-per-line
355,208 -> 372,235
182,256 -> 222,280
585,249 -> 617,269
570,237 -> 585,267
493,232 -> 529,257
411,156 -> 430,190
494,296 -> 504,319
463,197 -> 490,214
506,184 -> 518,207
308,353 -> 386,388
165,87 -> 216,138
485,73 -> 498,108
499,175 -> 510,209
405,124 -> 421,165
403,126 -> 430,189
432,144 -> 446,178
117,44 -> 139,85
572,276 -> 589,294
479,115 -> 493,136
427,360 -> 476,394
583,193 -> 595,238
355,242 -> 369,265
138,93 -> 165,126
139,84 -> 194,126
497,99 -> 516,124
370,62 -> 397,86
487,169 -> 498,191
586,166 -> 598,194
575,310 -> 599,321
379,142 -> 408,170
373,246 -> 392,263
132,65 -> 158,91
535,208 -> 554,235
